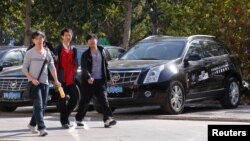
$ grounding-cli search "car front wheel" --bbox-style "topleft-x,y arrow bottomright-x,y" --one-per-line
0,106 -> 17,112
161,81 -> 185,115
220,78 -> 240,109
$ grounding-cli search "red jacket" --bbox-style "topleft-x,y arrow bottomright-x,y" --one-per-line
56,46 -> 77,85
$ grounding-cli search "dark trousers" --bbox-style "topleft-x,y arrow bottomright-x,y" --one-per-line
75,79 -> 113,122
58,83 -> 78,125
30,83 -> 49,130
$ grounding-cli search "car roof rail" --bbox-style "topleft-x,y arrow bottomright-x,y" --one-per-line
143,35 -> 173,40
188,35 -> 215,40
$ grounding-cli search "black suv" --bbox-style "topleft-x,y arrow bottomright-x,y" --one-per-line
94,35 -> 243,114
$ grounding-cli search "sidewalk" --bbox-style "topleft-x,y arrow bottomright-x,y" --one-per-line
111,104 -> 250,122
157,105 -> 250,122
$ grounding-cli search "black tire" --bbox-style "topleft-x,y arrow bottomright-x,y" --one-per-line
0,106 -> 17,112
94,104 -> 116,114
161,81 -> 185,114
220,77 -> 240,109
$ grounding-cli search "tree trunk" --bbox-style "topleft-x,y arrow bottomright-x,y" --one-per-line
24,0 -> 32,46
121,0 -> 132,49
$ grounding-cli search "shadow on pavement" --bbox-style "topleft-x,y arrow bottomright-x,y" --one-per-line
0,129 -> 34,139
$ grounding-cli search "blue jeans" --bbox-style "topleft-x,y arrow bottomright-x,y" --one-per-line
29,83 -> 49,131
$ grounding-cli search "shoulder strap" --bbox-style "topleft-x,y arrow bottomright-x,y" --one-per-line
37,51 -> 47,81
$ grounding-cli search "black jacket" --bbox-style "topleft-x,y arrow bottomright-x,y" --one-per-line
81,46 -> 111,85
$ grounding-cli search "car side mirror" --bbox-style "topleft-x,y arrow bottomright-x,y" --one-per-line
186,54 -> 201,61
3,61 -> 13,67
184,54 -> 201,67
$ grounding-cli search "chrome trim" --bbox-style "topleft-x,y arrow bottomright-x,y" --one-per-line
189,88 -> 225,95
110,70 -> 142,73
0,78 -> 28,91
110,70 -> 141,85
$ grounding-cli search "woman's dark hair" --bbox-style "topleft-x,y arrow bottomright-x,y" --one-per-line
31,31 -> 45,39
85,33 -> 98,42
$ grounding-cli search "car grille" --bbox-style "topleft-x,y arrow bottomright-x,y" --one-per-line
0,78 -> 28,91
110,71 -> 141,85
108,92 -> 133,99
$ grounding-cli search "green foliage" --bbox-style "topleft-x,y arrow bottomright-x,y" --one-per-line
1,0 -> 250,76
0,0 -> 25,45
158,0 -> 250,76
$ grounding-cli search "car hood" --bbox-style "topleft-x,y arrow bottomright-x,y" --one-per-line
0,66 -> 24,77
109,60 -> 171,70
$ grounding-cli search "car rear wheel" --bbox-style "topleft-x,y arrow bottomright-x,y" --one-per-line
220,78 -> 240,108
161,81 -> 185,114
0,106 -> 17,112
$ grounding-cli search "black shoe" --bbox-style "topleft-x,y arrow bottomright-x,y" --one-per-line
62,124 -> 71,129
104,118 -> 117,128
75,121 -> 84,126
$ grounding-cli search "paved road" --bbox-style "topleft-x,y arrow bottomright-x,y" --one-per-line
0,104 -> 250,141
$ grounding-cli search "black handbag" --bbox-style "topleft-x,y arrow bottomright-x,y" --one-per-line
26,55 -> 47,99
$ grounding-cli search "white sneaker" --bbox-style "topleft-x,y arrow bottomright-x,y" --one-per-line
27,124 -> 38,134
39,129 -> 48,136
104,118 -> 117,128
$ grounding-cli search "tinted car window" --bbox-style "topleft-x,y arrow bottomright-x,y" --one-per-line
121,41 -> 185,60
106,48 -> 125,59
186,40 -> 206,58
203,41 -> 228,56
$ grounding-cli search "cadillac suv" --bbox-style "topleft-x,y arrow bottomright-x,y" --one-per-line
93,35 -> 243,114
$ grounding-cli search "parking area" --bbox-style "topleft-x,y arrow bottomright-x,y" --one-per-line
1,104 -> 250,141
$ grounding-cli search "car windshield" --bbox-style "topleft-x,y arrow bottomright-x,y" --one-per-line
121,41 -> 185,60
0,50 -> 6,57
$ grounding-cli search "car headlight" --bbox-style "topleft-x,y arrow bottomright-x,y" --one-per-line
143,65 -> 164,84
